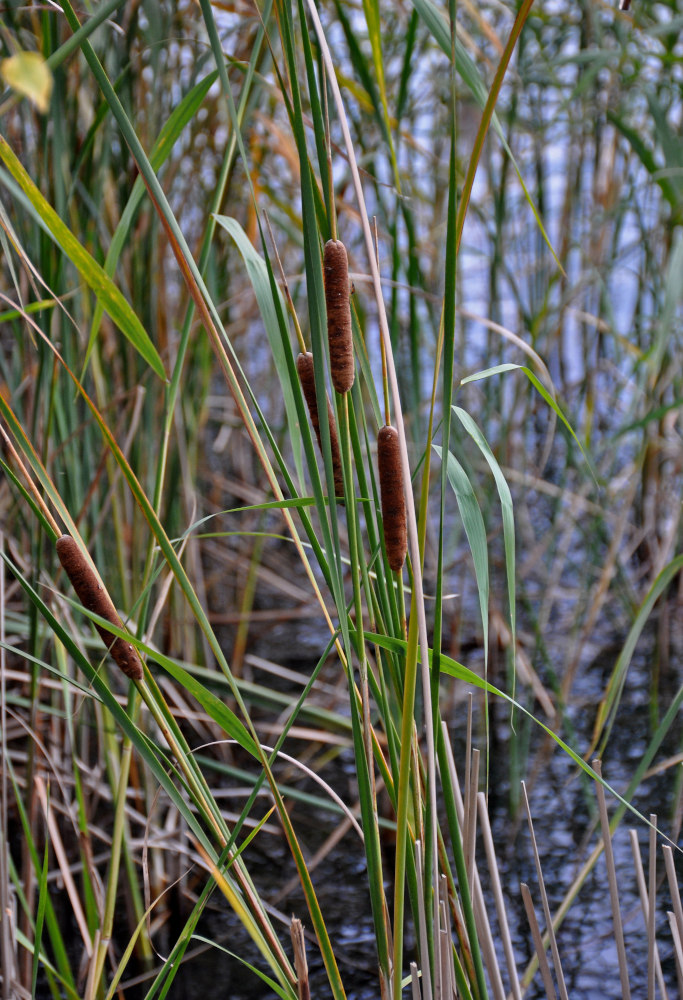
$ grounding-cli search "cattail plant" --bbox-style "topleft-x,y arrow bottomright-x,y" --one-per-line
377,425 -> 407,572
56,534 -> 144,681
297,351 -> 345,498
323,238 -> 354,393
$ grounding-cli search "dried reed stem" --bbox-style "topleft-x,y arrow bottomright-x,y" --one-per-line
472,885 -> 506,1000
663,844 -> 683,948
439,891 -> 454,999
56,534 -> 144,681
465,748 -> 479,892
290,917 -> 310,1000
522,782 -> 568,1000
441,726 -> 506,999
628,828 -> 668,1000
35,776 -> 92,956
477,791 -> 523,1000
667,911 -> 683,999
410,962 -> 422,1000
592,759 -> 632,1000
520,883 -> 557,1000
415,840 -> 433,1000
648,816 -> 657,1000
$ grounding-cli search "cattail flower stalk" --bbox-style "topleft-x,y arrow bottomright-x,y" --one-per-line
377,425 -> 407,572
56,534 -> 144,681
323,239 -> 354,393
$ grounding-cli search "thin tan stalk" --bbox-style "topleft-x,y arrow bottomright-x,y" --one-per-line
410,962 -> 422,1000
471,874 -> 506,1000
663,844 -> 683,947
593,759 -> 631,1000
477,791 -> 523,1000
83,929 -> 101,1000
522,782 -> 568,1000
648,816 -> 657,1000
439,894 -> 453,1000
263,209 -> 307,354
520,883 -> 557,1000
441,726 -> 504,998
628,829 -> 668,1000
0,421 -> 62,539
290,917 -> 310,1000
465,748 -> 479,892
415,840 -> 433,1000
35,776 -> 92,957
667,911 -> 683,998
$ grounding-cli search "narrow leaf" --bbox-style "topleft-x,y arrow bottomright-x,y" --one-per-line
0,134 -> 166,380
453,406 -> 516,686
434,445 -> 489,663
214,214 -> 304,483
462,362 -> 596,478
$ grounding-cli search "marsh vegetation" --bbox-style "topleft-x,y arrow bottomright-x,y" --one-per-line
1,0 -> 682,997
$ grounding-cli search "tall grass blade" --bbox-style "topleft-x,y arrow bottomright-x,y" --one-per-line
453,406 -> 516,690
0,136 -> 166,380
214,214 -> 305,484
436,446 -> 489,667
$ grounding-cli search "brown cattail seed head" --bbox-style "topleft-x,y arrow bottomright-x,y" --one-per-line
297,352 -> 345,498
378,425 -> 407,572
56,535 -> 144,681
323,239 -> 354,394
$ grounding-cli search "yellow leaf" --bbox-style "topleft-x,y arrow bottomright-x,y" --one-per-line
1,51 -> 53,113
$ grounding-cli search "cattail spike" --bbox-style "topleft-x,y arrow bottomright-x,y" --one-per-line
297,352 -> 345,498
378,425 -> 407,572
323,239 -> 354,393
56,535 -> 144,681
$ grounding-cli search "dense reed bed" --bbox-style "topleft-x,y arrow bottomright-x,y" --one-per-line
0,0 -> 682,998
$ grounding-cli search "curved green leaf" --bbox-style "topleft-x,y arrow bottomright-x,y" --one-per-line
453,405 -> 516,688
214,214 -> 305,485
434,444 -> 489,663
0,134 -> 166,380
462,362 -> 596,479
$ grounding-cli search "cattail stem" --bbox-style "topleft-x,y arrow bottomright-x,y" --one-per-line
378,425 -> 407,572
296,352 -> 344,499
371,217 -> 391,426
263,210 -> 307,355
56,535 -> 144,681
321,64 -> 336,245
323,239 -> 354,393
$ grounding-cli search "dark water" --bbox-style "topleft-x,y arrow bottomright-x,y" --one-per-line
114,627 -> 681,1000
